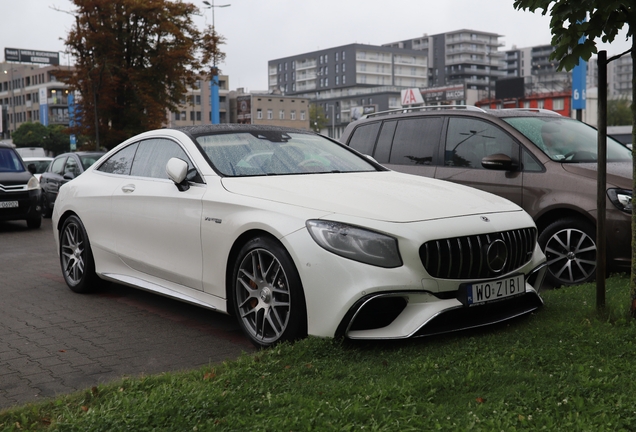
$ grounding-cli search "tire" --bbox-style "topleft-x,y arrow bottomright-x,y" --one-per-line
538,218 -> 596,287
59,215 -> 102,293
27,215 -> 42,229
232,236 -> 307,348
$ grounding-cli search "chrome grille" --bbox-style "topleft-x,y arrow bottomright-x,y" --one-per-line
419,227 -> 536,280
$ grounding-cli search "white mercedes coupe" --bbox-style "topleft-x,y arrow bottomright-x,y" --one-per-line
53,125 -> 546,347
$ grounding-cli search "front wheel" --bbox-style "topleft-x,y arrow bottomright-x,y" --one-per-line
232,236 -> 307,348
60,215 -> 102,293
538,218 -> 596,287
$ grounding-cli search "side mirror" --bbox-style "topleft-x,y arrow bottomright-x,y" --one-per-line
481,153 -> 518,171
63,172 -> 75,180
27,163 -> 37,175
166,157 -> 190,191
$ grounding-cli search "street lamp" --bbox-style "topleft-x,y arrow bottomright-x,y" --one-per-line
202,0 -> 230,124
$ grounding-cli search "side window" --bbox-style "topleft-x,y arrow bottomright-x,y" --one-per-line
98,143 -> 139,175
373,120 -> 397,163
347,122 -> 380,155
64,157 -> 80,177
445,117 -> 519,169
389,117 -> 442,165
522,148 -> 543,172
131,138 -> 194,180
50,157 -> 66,175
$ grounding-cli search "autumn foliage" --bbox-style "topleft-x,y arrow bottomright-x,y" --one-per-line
56,0 -> 225,149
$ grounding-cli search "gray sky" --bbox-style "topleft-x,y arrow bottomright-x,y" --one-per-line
2,0 -> 632,91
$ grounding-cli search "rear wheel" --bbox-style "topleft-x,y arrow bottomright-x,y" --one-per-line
60,215 -> 102,293
232,236 -> 307,348
538,218 -> 596,287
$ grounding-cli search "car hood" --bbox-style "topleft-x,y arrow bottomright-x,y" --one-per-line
220,171 -> 521,223
0,170 -> 32,186
561,161 -> 632,189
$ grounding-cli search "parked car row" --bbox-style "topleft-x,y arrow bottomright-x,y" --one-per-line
340,106 -> 632,288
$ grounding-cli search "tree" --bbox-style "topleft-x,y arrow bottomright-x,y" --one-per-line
309,104 -> 328,133
608,98 -> 633,126
12,122 -> 48,148
56,0 -> 225,150
513,0 -> 635,313
43,125 -> 74,156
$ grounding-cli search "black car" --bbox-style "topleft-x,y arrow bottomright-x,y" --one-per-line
0,143 -> 42,228
40,151 -> 105,217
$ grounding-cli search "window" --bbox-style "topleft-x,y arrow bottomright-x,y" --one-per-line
291,110 -> 296,120
335,52 -> 339,61
342,64 -> 346,72
389,118 -> 442,165
336,76 -> 339,85
50,156 -> 67,175
196,111 -> 202,121
279,110 -> 285,120
523,101 -> 530,109
342,51 -> 346,60
267,109 -> 273,119
131,139 -> 194,180
98,143 -> 139,175
537,100 -> 545,109
257,109 -> 263,119
347,122 -> 381,155
552,98 -> 564,110
342,75 -> 346,84
300,111 -> 306,120
444,117 -> 518,169
180,111 -> 186,121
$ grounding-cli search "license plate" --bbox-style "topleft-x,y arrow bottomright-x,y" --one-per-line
466,274 -> 525,306
0,201 -> 18,209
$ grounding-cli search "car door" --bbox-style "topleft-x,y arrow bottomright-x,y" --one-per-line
40,155 -> 67,205
435,116 -> 524,207
111,138 -> 207,291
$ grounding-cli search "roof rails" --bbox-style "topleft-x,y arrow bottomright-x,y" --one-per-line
500,108 -> 562,116
362,105 -> 487,120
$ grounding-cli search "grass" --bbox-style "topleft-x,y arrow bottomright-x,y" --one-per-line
2,274 -> 636,431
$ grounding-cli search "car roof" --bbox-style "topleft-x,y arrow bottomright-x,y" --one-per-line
174,124 -> 314,137
356,106 -> 562,122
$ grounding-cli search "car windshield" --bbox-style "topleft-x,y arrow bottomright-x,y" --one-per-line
504,116 -> 632,163
196,131 -> 378,176
26,159 -> 52,174
0,148 -> 26,173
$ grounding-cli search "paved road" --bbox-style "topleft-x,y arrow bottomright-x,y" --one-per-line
0,218 -> 255,410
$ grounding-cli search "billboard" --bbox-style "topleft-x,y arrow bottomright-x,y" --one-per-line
351,105 -> 377,121
495,77 -> 525,100
4,48 -> 60,65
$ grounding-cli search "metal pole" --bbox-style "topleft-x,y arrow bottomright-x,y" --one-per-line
596,50 -> 607,309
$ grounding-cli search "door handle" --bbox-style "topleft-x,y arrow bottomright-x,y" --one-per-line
121,184 -> 136,193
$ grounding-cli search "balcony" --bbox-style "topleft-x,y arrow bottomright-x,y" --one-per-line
296,60 -> 317,70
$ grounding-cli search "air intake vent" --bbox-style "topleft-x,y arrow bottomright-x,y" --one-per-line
419,228 -> 536,280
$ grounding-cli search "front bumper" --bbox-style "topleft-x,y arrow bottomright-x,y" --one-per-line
337,262 -> 546,340
0,189 -> 42,222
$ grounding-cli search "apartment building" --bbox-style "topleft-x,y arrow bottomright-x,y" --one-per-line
231,90 -> 310,129
1,62 -> 72,139
384,29 -> 505,94
167,75 -> 230,127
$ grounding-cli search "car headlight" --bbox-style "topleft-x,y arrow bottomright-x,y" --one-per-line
607,188 -> 632,213
27,176 -> 40,190
306,220 -> 402,268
